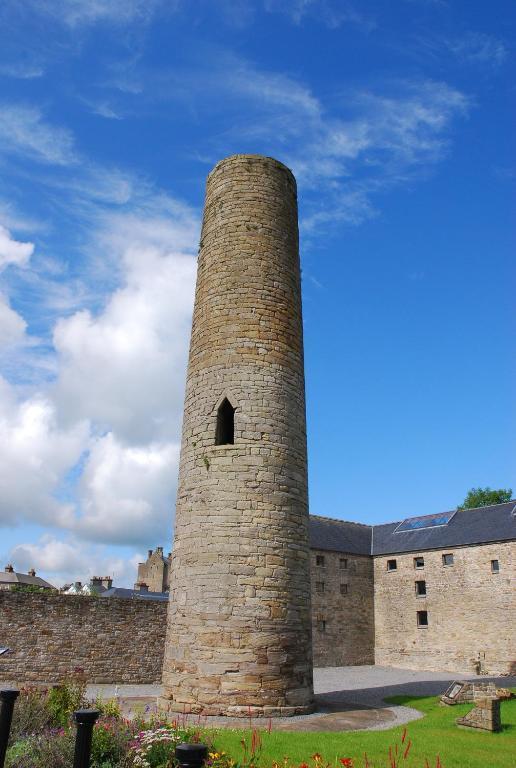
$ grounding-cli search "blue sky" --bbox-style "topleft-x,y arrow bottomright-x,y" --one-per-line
0,0 -> 514,587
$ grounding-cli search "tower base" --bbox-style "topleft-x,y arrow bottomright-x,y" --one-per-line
158,696 -> 315,718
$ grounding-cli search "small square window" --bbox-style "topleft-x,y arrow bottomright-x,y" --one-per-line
417,610 -> 428,627
339,557 -> 348,569
387,559 -> 397,571
491,559 -> 500,573
415,580 -> 427,597
316,554 -> 325,567
414,556 -> 424,569
340,583 -> 348,595
315,581 -> 325,594
317,619 -> 326,632
442,553 -> 454,566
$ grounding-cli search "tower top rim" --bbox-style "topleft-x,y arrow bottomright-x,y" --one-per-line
208,154 -> 295,183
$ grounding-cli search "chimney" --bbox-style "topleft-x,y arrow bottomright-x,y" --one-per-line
28,568 -> 36,577
4,564 -> 14,573
74,581 -> 82,590
134,582 -> 148,593
90,576 -> 102,591
148,549 -> 153,559
101,576 -> 112,589
167,552 -> 172,560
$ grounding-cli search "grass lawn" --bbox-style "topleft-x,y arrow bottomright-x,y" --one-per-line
203,694 -> 516,768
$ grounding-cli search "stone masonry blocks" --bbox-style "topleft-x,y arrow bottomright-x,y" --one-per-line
160,155 -> 315,716
0,592 -> 166,684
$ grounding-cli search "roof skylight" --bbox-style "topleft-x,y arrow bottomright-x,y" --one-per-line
394,510 -> 456,533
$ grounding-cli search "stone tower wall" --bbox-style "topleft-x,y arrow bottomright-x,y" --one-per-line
160,155 -> 314,716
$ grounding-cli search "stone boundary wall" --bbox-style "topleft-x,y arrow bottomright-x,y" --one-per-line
0,592 -> 167,684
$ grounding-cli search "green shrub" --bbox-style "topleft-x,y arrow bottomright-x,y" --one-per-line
94,696 -> 123,720
46,676 -> 87,727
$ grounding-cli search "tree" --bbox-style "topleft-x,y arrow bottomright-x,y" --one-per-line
457,487 -> 512,510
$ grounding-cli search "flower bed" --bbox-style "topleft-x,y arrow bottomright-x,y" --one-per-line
5,679 -> 515,768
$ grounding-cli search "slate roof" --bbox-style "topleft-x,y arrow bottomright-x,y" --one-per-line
371,502 -> 516,555
309,515 -> 372,555
0,571 -> 55,589
309,502 -> 516,556
100,587 -> 169,601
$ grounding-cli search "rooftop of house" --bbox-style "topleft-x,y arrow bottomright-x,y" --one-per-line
0,565 -> 55,590
309,501 -> 516,556
100,587 -> 169,601
309,515 -> 372,555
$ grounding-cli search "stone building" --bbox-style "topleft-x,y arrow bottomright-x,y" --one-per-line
309,500 -> 515,675
136,547 -> 171,593
160,154 -> 314,717
372,501 -> 515,675
308,516 -> 375,667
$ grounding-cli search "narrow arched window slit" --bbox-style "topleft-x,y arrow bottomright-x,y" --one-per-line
215,398 -> 235,445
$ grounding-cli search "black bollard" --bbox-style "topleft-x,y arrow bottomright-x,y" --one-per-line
73,708 -> 100,768
175,742 -> 208,768
0,689 -> 19,768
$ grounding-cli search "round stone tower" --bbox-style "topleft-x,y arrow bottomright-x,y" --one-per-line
160,154 -> 314,717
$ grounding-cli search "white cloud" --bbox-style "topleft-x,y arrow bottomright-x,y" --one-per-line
226,61 -> 321,117
0,104 -> 76,165
0,224 -> 34,271
0,185 -> 197,548
53,196 -> 198,443
8,534 -> 144,588
0,62 -> 44,79
214,67 -> 469,227
0,379 -> 89,527
0,295 -> 27,348
447,32 -> 507,67
264,0 -> 374,30
73,433 -> 178,545
10,536 -> 88,576
83,99 -> 124,120
34,0 -> 166,28
135,52 -> 468,227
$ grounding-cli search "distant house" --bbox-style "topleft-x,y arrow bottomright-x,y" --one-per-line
62,576 -> 113,595
100,585 -> 169,602
60,576 -> 167,601
0,564 -> 55,591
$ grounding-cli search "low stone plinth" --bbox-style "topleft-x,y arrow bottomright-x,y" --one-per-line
456,697 -> 501,732
441,680 -> 512,706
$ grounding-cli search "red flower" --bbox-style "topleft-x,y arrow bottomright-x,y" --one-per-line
339,760 -> 354,767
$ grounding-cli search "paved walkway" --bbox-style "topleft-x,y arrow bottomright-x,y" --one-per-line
86,666 -> 516,732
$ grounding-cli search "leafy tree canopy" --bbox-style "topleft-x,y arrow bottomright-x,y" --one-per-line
457,487 -> 512,510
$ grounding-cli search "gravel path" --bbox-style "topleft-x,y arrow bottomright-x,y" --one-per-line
313,666 -> 516,730
86,666 -> 516,732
